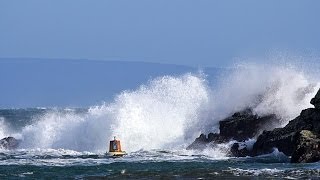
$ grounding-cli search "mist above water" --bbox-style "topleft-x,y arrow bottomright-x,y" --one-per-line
1,62 -> 319,154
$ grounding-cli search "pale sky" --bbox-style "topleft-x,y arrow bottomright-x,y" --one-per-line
1,0 -> 320,67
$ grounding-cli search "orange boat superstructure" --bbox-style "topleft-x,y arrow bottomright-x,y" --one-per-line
107,137 -> 127,157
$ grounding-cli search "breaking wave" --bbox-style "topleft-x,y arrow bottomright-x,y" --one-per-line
15,74 -> 209,152
1,62 -> 320,154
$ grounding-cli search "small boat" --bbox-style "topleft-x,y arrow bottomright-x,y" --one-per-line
107,136 -> 127,157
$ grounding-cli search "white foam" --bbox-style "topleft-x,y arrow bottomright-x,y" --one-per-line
19,109 -> 113,152
110,74 -> 209,152
16,73 -> 209,152
228,167 -> 284,176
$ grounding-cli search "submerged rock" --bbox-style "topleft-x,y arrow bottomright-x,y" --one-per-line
0,137 -> 20,149
291,130 -> 320,163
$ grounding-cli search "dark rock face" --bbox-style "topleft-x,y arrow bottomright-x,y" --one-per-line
219,109 -> 279,141
311,89 -> 320,109
291,130 -> 320,163
187,109 -> 279,150
251,128 -> 295,156
252,108 -> 320,156
188,88 -> 320,163
0,137 -> 20,149
251,88 -> 320,163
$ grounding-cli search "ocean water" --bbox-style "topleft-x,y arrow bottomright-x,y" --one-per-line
0,148 -> 320,179
1,63 -> 320,178
0,144 -> 320,179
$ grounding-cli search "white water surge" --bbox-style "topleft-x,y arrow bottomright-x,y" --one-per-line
17,74 -> 209,152
1,64 -> 320,154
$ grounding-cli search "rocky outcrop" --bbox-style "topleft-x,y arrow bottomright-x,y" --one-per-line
251,88 -> 320,163
219,109 -> 278,141
188,88 -> 320,163
0,137 -> 20,149
291,130 -> 320,163
252,107 -> 320,157
251,127 -> 295,156
311,89 -> 320,109
252,108 -> 320,156
187,109 -> 279,150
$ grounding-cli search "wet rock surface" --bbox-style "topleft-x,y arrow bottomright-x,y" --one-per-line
219,109 -> 278,142
248,89 -> 320,162
311,89 -> 320,109
291,130 -> 320,163
187,109 -> 279,150
252,107 -> 320,156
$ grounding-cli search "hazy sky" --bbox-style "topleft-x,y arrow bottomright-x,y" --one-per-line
0,0 -> 320,67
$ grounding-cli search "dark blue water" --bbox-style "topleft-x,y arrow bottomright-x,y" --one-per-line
1,109 -> 320,179
0,149 -> 320,179
0,152 -> 319,179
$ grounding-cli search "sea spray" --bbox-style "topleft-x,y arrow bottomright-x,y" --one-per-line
109,73 -> 209,152
19,109 -> 111,151
17,73 -> 209,152
0,119 -> 10,139
203,64 -> 320,134
1,63 -> 319,154
253,67 -> 318,123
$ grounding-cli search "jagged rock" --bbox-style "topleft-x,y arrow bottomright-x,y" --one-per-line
252,88 -> 320,163
291,130 -> 320,163
311,89 -> 320,109
251,128 -> 295,156
219,109 -> 279,141
252,108 -> 320,157
188,88 -> 320,162
0,137 -> 20,149
187,109 -> 278,150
